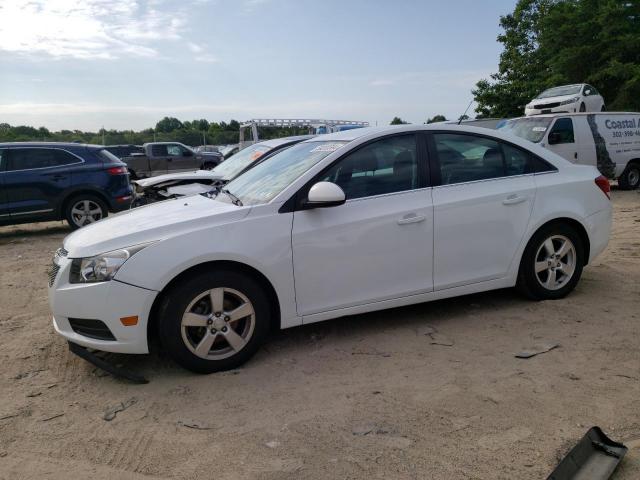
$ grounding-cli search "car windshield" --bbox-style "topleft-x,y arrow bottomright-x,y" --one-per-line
212,143 -> 272,181
496,117 -> 553,143
537,85 -> 582,99
220,141 -> 348,206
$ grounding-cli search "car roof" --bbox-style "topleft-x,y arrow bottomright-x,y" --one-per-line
258,134 -> 316,148
0,141 -> 104,148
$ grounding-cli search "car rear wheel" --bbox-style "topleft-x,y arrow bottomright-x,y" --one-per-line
517,224 -> 584,300
158,270 -> 270,373
618,163 -> 640,190
65,194 -> 108,230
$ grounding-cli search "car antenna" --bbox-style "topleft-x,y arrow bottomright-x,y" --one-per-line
457,100 -> 474,125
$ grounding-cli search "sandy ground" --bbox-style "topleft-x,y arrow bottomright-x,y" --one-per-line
0,191 -> 639,480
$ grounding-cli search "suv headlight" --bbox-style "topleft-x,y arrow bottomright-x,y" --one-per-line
559,97 -> 580,106
70,243 -> 153,283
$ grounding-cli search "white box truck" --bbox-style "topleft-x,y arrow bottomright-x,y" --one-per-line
497,112 -> 640,189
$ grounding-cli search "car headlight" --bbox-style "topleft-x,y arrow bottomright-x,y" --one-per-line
69,243 -> 153,283
559,97 -> 580,106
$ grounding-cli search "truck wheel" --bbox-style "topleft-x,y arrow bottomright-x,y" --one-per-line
601,105 -> 606,112
618,163 -> 640,190
517,223 -> 584,301
579,103 -> 586,112
202,162 -> 217,170
158,270 -> 271,373
128,169 -> 138,180
65,194 -> 108,230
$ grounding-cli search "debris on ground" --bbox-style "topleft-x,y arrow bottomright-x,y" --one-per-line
515,343 -> 559,359
177,420 -> 215,430
102,397 -> 137,421
420,324 -> 454,347
41,413 -> 64,422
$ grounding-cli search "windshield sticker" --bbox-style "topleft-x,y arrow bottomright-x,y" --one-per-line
311,143 -> 344,153
532,127 -> 547,132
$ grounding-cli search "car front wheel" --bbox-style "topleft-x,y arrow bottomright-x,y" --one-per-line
158,270 -> 270,373
517,224 -> 584,300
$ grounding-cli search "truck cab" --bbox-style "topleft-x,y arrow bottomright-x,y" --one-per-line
123,142 -> 222,178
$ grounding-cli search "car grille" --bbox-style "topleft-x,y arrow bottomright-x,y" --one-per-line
533,102 -> 561,109
48,263 -> 61,287
48,247 -> 68,287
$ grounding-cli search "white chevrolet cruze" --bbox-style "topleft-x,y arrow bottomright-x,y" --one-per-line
48,125 -> 612,373
525,84 -> 606,116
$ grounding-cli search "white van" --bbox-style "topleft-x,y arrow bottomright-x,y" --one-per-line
497,112 -> 640,189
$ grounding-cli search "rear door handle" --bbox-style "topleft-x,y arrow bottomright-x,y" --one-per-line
397,214 -> 426,225
502,195 -> 527,206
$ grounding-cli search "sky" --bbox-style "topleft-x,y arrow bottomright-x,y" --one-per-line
0,0 -> 517,131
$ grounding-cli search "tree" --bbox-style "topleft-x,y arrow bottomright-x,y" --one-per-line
473,0 -> 640,116
426,115 -> 447,124
155,116 -> 184,133
390,117 -> 409,125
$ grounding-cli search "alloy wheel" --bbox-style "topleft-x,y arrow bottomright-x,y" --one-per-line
71,200 -> 103,227
534,235 -> 577,291
180,287 -> 255,360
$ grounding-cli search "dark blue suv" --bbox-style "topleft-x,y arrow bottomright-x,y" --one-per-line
0,143 -> 133,229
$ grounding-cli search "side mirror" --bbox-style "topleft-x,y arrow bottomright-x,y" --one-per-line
548,132 -> 562,145
584,90 -> 591,95
304,182 -> 346,209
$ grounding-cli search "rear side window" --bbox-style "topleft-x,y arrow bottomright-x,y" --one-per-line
548,118 -> 574,144
433,134 -> 505,185
7,148 -> 81,171
503,144 -> 556,175
151,144 -> 168,156
0,149 -> 6,171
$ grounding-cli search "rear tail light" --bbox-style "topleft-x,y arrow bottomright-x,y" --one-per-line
595,175 -> 610,199
107,166 -> 128,175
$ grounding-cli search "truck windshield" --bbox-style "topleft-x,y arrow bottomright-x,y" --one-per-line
221,141 -> 347,206
497,117 -> 553,143
212,143 -> 272,181
537,85 -> 582,98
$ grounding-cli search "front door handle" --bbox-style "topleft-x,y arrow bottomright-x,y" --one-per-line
502,195 -> 527,206
397,214 -> 426,225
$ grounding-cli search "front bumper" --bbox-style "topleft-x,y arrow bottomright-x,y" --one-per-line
48,255 -> 157,354
525,104 -> 577,116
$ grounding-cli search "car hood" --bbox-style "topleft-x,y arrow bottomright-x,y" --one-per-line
63,194 -> 249,258
532,94 -> 580,104
134,170 -> 223,188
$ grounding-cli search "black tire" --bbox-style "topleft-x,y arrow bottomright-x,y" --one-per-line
158,270 -> 271,373
128,169 -> 138,180
64,194 -> 108,230
601,105 -> 606,112
618,163 -> 640,190
579,103 -> 586,112
517,223 -> 584,300
202,162 -> 217,170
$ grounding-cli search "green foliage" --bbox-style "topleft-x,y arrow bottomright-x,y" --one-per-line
426,114 -> 448,124
473,0 -> 640,117
390,116 -> 409,125
0,118 -> 320,146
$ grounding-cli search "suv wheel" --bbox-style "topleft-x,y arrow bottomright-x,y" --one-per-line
618,163 -> 640,190
158,270 -> 270,373
517,224 -> 584,300
65,194 -> 108,230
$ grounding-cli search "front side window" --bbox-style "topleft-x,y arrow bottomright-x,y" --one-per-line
7,148 -> 80,171
434,134 -> 505,185
222,141 -> 347,206
167,144 -> 183,156
319,134 -> 419,200
548,118 -> 574,144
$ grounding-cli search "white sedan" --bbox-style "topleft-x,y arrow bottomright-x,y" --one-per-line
48,125 -> 612,373
525,84 -> 605,116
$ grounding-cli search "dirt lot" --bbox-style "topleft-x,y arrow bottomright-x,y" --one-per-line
0,191 -> 639,479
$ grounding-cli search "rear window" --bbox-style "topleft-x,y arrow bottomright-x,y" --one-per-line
97,148 -> 123,163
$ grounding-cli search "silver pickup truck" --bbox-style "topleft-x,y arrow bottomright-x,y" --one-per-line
122,142 -> 223,179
